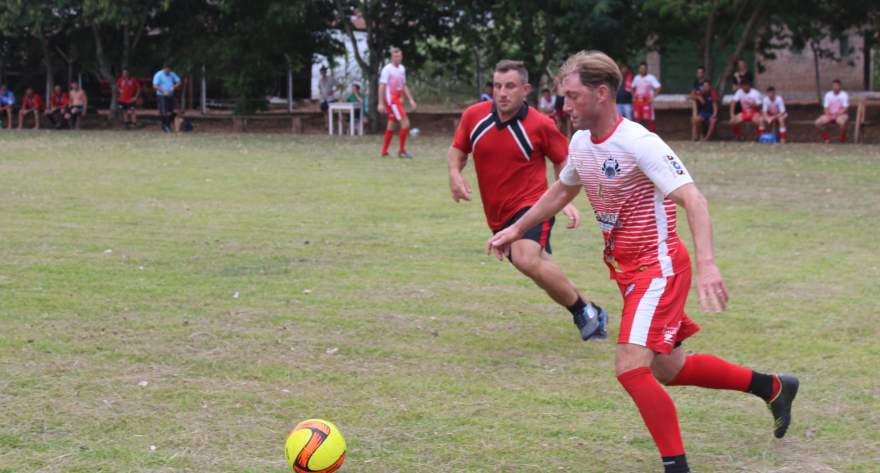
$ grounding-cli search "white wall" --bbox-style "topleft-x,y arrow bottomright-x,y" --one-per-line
311,29 -> 368,100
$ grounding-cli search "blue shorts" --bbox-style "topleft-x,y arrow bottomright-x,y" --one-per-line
698,111 -> 714,122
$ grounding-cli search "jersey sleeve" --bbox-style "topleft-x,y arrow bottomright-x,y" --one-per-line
636,134 -> 694,197
842,92 -> 849,108
762,97 -> 769,113
651,75 -> 661,89
559,158 -> 580,186
823,92 -> 831,108
379,65 -> 390,85
451,110 -> 472,153
543,119 -> 569,165
778,97 -> 786,114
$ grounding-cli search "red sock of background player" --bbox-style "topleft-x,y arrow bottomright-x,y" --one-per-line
618,367 -> 689,473
732,124 -> 743,139
821,131 -> 830,142
780,129 -> 787,141
667,354 -> 780,401
381,130 -> 393,155
399,127 -> 409,152
838,130 -> 846,142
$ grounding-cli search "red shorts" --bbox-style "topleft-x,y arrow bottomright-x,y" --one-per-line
737,110 -> 757,122
633,97 -> 654,121
385,96 -> 406,121
617,268 -> 700,354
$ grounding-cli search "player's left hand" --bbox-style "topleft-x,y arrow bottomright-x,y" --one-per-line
409,99 -> 417,112
486,225 -> 522,261
696,261 -> 728,312
562,203 -> 580,229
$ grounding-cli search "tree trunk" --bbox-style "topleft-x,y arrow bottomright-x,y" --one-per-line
37,27 -> 53,104
336,0 -> 383,133
717,4 -> 764,93
811,40 -> 822,103
702,0 -> 717,78
91,23 -> 118,122
535,6 -> 555,97
474,46 -> 481,99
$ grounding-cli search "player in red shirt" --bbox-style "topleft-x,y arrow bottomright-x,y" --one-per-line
116,69 -> 142,129
45,84 -> 69,129
377,47 -> 417,159
18,87 -> 43,130
449,59 -> 607,341
489,51 -> 798,473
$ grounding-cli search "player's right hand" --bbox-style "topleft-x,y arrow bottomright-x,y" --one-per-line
486,226 -> 521,261
377,102 -> 385,113
449,174 -> 471,202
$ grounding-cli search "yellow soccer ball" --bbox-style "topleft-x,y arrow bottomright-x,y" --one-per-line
284,419 -> 346,473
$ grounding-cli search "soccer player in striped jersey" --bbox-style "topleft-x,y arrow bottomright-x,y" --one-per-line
448,59 -> 607,341
377,47 -> 417,159
488,51 -> 799,473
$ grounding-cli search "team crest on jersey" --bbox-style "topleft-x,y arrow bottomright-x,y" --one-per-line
603,157 -> 621,178
665,155 -> 686,175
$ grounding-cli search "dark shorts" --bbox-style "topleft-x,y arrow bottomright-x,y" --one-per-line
320,100 -> 331,113
494,206 -> 555,262
698,111 -> 713,122
70,105 -> 84,115
157,95 -> 175,115
119,102 -> 136,111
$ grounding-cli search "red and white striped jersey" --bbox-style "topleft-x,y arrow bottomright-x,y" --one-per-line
379,63 -> 406,103
823,90 -> 849,115
560,118 -> 693,281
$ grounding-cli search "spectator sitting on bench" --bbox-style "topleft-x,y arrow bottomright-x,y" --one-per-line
46,84 -> 70,129
729,79 -> 763,141
346,83 -> 364,128
18,87 -> 43,130
0,85 -> 14,129
691,79 -> 718,141
479,81 -> 493,102
815,79 -> 849,143
761,86 -> 787,143
67,82 -> 88,130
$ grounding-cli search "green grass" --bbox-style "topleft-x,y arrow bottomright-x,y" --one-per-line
0,132 -> 878,472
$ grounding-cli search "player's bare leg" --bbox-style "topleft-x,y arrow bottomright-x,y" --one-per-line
704,116 -> 718,141
691,115 -> 702,141
835,114 -> 848,142
509,239 -> 606,340
753,114 -> 765,137
730,114 -> 745,141
815,115 -> 832,143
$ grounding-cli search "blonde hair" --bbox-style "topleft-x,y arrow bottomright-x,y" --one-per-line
556,50 -> 622,93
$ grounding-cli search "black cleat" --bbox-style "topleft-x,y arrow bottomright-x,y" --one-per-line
767,374 -> 799,438
398,150 -> 413,159
573,303 -> 607,341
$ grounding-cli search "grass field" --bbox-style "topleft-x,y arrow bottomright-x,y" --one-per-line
1,132 -> 878,473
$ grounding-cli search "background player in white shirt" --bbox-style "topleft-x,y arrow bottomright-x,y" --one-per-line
815,79 -> 849,143
761,86 -> 787,143
729,80 -> 763,141
631,62 -> 661,132
377,47 -> 418,158
488,50 -> 798,473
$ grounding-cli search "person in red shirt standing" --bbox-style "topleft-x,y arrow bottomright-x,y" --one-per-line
448,59 -> 608,341
116,69 -> 142,129
18,87 -> 43,130
489,51 -> 798,473
45,84 -> 69,129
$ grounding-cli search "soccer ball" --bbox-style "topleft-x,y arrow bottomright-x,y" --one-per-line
410,127 -> 420,137
285,419 -> 347,473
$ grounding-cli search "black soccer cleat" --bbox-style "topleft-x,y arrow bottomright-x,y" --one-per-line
573,303 -> 608,341
767,374 -> 799,439
398,150 -> 413,159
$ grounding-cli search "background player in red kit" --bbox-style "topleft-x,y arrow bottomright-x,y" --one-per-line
448,59 -> 607,341
116,69 -> 141,129
377,47 -> 417,159
488,51 -> 799,473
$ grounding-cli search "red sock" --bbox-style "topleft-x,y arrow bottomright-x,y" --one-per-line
838,131 -> 846,142
399,127 -> 409,152
821,131 -> 830,142
780,131 -> 787,141
732,124 -> 742,139
667,354 -> 752,391
381,130 -> 393,155
758,126 -> 765,134
648,121 -> 657,132
618,367 -> 685,457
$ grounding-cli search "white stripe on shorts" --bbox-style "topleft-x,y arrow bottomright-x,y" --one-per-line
391,103 -> 402,120
628,277 -> 667,346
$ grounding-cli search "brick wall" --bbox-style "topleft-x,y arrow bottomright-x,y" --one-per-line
757,32 -> 867,100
